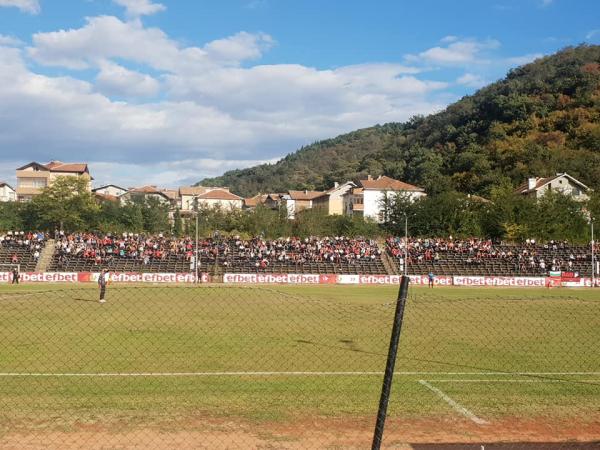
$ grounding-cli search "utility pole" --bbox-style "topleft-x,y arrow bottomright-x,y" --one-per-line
592,219 -> 595,288
404,213 -> 408,276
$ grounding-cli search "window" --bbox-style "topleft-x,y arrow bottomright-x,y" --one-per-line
17,177 -> 47,188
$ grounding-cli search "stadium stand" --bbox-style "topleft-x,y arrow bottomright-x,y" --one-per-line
6,231 -> 593,277
45,233 -> 387,275
386,237 -> 595,277
0,232 -> 46,272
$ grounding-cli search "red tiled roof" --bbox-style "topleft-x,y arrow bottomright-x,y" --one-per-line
46,162 -> 89,173
359,176 -> 424,192
162,189 -> 178,200
288,190 -> 325,200
180,186 -> 208,196
129,185 -> 163,194
244,194 -> 268,207
94,192 -> 119,202
197,189 -> 243,201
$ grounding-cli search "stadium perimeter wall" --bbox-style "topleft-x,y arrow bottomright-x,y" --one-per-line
0,272 -> 598,287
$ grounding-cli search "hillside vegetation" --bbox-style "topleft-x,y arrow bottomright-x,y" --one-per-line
200,45 -> 600,197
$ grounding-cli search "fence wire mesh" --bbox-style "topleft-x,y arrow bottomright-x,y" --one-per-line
0,283 -> 598,449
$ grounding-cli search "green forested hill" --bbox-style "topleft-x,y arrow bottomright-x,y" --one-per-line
200,45 -> 600,197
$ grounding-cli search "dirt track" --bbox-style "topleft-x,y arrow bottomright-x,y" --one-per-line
1,416 -> 599,449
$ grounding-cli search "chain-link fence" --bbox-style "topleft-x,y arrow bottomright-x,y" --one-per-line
0,283 -> 598,449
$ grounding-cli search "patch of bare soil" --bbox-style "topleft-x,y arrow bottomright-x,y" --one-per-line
1,415 -> 599,449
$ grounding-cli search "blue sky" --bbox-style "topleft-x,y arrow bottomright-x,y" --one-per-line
0,0 -> 598,189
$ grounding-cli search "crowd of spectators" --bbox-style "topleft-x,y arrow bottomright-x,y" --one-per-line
386,237 -> 594,274
51,232 -> 381,268
54,232 -> 198,267
0,231 -> 46,264
226,236 -> 381,268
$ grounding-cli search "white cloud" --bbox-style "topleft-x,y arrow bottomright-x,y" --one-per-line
456,73 -> 487,89
440,35 -> 459,43
586,29 -> 600,40
505,53 -> 543,66
113,0 -> 165,17
28,17 -> 272,72
540,0 -> 553,7
204,32 -> 275,64
0,34 -> 23,46
0,0 -> 39,14
3,17 -> 455,189
406,38 -> 500,65
95,60 -> 160,98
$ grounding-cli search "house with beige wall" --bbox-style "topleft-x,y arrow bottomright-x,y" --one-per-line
195,189 -> 244,210
312,181 -> 356,215
15,161 -> 92,201
119,186 -> 174,207
285,190 -> 324,219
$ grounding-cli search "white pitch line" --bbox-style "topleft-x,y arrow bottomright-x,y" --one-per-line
0,371 -> 597,377
418,380 -> 489,425
426,379 -> 600,383
0,371 -> 384,377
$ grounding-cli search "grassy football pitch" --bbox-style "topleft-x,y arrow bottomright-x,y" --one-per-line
0,283 -> 598,447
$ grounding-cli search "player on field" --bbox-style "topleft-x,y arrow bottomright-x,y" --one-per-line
98,269 -> 108,303
11,267 -> 19,285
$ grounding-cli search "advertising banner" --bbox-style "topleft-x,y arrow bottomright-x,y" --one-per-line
223,273 -> 321,284
0,272 -> 79,283
452,276 -> 546,287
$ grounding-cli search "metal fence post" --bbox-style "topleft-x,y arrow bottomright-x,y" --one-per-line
371,275 -> 410,450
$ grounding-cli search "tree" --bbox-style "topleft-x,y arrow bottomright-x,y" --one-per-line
30,176 -> 99,231
0,202 -> 24,231
173,209 -> 183,236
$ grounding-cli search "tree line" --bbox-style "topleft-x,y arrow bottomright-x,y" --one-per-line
0,176 -> 597,243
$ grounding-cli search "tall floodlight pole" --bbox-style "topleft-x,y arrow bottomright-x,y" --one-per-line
592,219 -> 595,288
193,196 -> 199,284
404,213 -> 408,276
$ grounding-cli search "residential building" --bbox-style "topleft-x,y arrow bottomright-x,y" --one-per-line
119,186 -> 173,206
515,173 -> 590,202
285,190 -> 325,219
312,181 -> 356,215
92,184 -> 128,198
15,161 -> 92,201
195,189 -> 244,210
0,182 -> 16,202
343,175 -> 426,223
343,187 -> 364,218
179,186 -> 240,211
244,193 -> 284,210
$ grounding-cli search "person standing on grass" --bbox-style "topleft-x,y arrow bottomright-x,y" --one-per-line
98,269 -> 108,303
428,271 -> 435,288
11,267 -> 19,285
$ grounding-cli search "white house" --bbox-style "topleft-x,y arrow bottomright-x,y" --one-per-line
344,175 -> 426,223
0,182 -> 16,202
515,173 -> 590,202
92,184 -> 128,198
